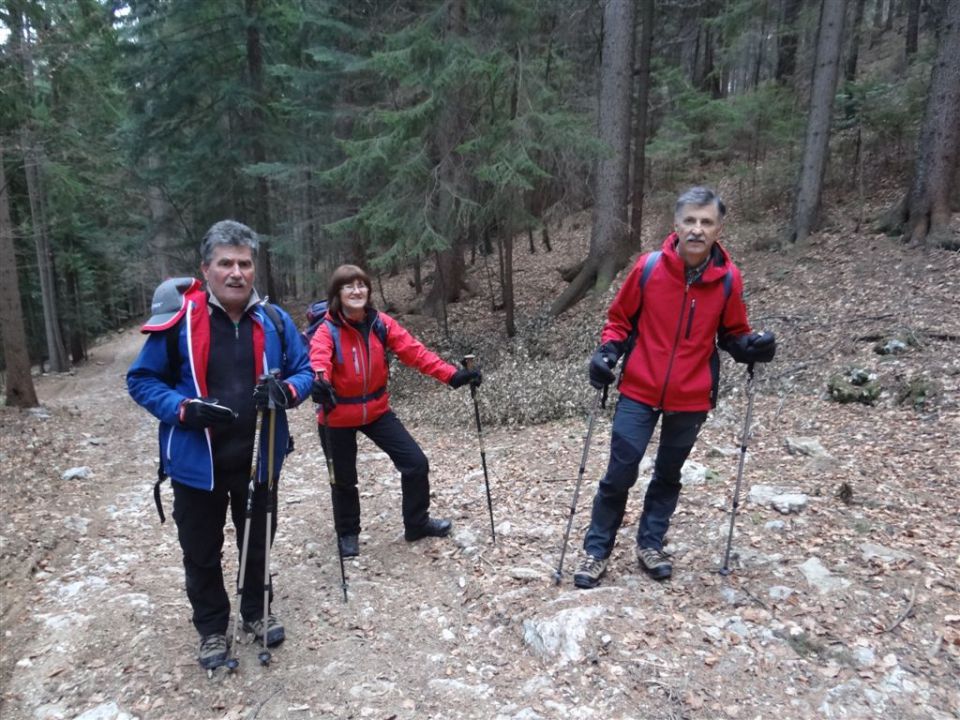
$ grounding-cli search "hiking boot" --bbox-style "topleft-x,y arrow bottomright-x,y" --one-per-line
198,633 -> 229,669
338,533 -> 360,558
243,613 -> 285,647
637,546 -> 672,580
404,517 -> 452,542
573,554 -> 608,589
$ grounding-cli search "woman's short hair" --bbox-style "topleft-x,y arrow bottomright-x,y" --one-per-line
327,264 -> 374,318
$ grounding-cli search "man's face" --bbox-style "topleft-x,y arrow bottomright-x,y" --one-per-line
675,202 -> 722,268
202,244 -> 255,314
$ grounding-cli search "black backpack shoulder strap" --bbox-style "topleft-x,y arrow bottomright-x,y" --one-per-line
164,319 -> 182,385
372,312 -> 388,348
627,250 -> 663,336
261,301 -> 288,365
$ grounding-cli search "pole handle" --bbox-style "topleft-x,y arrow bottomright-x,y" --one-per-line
462,354 -> 476,370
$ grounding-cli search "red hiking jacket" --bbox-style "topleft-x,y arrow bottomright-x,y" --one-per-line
602,234 -> 752,412
309,309 -> 457,427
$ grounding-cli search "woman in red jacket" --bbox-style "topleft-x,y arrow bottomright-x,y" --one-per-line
308,264 -> 480,558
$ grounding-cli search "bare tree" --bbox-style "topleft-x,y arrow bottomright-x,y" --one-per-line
246,0 -> 277,300
551,0 -> 636,316
422,0 -> 469,322
0,144 -> 39,407
776,0 -> 803,84
904,0 -> 960,248
788,0 -> 846,244
629,0 -> 655,246
905,0 -> 920,58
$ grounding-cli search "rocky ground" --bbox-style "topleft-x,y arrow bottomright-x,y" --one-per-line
1,207 -> 959,720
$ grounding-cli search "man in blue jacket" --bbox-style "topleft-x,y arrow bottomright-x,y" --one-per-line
127,220 -> 313,669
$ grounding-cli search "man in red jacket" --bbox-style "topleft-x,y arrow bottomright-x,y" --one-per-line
574,187 -> 775,589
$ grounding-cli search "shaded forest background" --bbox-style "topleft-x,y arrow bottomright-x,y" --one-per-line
1,0 -> 958,408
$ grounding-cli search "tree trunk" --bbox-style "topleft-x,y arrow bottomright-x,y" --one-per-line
776,0 -> 803,84
904,0 -> 960,248
246,0 -> 277,300
0,144 -> 39,407
846,0 -> 868,83
789,0 -> 846,244
422,0 -> 469,319
551,0 -> 636,316
23,143 -> 69,372
905,0 -> 920,58
630,0 -> 655,246
502,229 -> 515,337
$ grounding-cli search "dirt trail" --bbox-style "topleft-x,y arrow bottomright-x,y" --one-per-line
2,228 -> 960,720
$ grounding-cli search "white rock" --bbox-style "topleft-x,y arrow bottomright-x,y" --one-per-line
860,542 -> 914,564
785,437 -> 832,458
73,703 -> 134,720
61,466 -> 92,481
769,585 -> 795,601
798,557 -> 851,595
772,493 -> 808,514
522,605 -> 606,664
509,567 -> 542,581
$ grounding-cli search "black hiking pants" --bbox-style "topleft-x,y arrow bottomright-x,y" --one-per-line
172,469 -> 278,637
318,410 -> 431,536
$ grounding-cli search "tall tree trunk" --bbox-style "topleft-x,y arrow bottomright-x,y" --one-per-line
502,229 -> 515,337
23,142 -> 69,372
0,144 -> 39,407
776,0 -> 803,84
551,0 -> 636,316
246,0 -> 277,300
846,0 -> 868,82
422,0 -> 469,319
905,0 -> 920,58
630,0 -> 655,246
789,0 -> 846,244
904,0 -> 960,248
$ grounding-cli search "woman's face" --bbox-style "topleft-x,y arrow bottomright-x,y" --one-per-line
339,279 -> 369,318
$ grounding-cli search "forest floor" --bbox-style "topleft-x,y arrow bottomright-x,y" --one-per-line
1,204 -> 959,720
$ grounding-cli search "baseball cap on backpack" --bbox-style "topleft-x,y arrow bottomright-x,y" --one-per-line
141,277 -> 202,333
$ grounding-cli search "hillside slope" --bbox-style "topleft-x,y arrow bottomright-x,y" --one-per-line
1,214 -> 958,720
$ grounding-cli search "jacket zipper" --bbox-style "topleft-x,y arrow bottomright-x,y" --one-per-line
685,299 -> 696,339
349,326 -> 370,425
657,284 -> 690,409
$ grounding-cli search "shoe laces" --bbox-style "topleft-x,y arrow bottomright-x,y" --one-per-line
200,634 -> 227,653
578,555 -> 605,573
640,547 -> 669,563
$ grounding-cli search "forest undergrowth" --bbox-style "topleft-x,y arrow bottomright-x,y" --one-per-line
1,201 -> 958,720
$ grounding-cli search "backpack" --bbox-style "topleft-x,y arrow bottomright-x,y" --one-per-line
301,299 -> 388,364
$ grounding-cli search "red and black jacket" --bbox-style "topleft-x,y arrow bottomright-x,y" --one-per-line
309,309 -> 456,427
602,234 -> 752,412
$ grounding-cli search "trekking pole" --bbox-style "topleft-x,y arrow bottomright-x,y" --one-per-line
258,371 -> 279,666
554,384 -> 608,585
720,363 -> 756,576
462,354 -> 496,543
224,407 -> 265,673
317,370 -> 348,603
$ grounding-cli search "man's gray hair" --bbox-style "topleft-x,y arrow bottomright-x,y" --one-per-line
200,220 -> 259,264
675,187 -> 726,218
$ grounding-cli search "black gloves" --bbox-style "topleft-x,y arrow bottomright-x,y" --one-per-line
180,398 -> 236,429
311,376 -> 337,411
449,368 -> 482,389
724,330 -> 777,364
589,342 -> 622,389
253,375 -> 295,409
